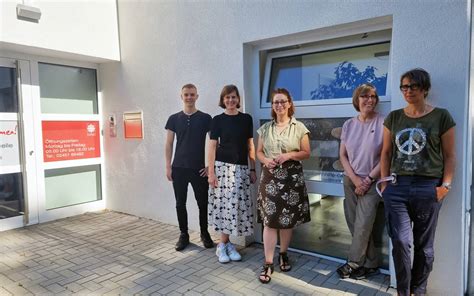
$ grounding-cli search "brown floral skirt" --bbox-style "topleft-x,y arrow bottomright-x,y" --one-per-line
257,160 -> 310,229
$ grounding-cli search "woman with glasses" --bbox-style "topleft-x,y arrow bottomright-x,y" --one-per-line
381,69 -> 455,296
336,84 -> 384,280
208,84 -> 257,264
256,88 -> 311,284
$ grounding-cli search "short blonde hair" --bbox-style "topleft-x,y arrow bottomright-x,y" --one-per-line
181,83 -> 197,91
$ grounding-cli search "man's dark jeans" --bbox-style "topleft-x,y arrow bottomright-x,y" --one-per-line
382,176 -> 442,296
171,167 -> 209,234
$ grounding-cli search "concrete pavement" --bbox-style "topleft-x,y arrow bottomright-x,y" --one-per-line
0,211 -> 396,295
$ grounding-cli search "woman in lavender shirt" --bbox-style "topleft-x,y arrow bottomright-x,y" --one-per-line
336,83 -> 384,280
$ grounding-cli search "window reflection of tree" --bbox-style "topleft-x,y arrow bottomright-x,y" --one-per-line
311,62 -> 387,100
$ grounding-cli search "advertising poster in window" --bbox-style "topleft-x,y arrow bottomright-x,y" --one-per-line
0,121 -> 20,167
42,121 -> 100,162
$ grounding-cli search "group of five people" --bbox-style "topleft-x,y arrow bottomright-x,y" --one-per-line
165,68 -> 455,295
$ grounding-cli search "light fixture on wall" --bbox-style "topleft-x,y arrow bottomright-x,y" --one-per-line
16,4 -> 41,22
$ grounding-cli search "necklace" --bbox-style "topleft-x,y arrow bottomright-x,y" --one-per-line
274,119 -> 290,136
405,104 -> 429,118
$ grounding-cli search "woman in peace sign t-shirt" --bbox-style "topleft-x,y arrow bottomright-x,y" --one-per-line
380,68 -> 456,296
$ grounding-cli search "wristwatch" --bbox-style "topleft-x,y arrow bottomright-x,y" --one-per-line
368,176 -> 375,183
441,182 -> 452,190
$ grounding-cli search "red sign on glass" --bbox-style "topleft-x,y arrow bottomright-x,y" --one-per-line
42,121 -> 101,162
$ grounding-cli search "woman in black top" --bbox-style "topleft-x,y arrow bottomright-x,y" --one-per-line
208,85 -> 257,264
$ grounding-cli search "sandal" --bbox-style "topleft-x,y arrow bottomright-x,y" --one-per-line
279,252 -> 292,272
259,263 -> 274,284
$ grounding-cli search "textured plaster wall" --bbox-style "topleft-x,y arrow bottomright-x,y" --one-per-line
100,1 -> 470,294
0,0 -> 120,61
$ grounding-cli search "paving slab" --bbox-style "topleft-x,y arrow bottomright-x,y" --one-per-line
0,211 -> 397,295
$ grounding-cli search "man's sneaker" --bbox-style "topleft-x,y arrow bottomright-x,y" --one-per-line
175,232 -> 189,251
350,267 -> 378,280
216,243 -> 230,263
200,231 -> 214,248
226,242 -> 242,261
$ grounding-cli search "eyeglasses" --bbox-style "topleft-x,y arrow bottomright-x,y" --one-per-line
359,95 -> 377,100
272,100 -> 288,105
400,83 -> 421,92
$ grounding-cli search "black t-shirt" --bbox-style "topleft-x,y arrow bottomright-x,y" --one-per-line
210,112 -> 253,165
165,110 -> 212,169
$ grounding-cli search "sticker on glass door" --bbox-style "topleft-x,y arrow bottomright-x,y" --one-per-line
42,121 -> 101,162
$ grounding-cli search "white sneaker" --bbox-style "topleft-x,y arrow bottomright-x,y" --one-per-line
226,242 -> 242,261
216,243 -> 230,263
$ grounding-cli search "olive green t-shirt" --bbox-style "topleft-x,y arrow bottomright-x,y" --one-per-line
383,108 -> 455,178
257,117 -> 310,159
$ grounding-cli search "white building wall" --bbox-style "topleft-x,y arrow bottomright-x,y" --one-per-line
100,1 -> 470,294
0,0 -> 120,62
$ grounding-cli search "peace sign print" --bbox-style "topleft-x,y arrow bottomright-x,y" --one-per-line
395,128 -> 427,155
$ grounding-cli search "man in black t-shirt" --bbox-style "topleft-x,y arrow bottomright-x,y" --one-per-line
165,84 -> 213,251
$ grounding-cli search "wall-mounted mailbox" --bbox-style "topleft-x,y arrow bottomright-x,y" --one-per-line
123,111 -> 144,139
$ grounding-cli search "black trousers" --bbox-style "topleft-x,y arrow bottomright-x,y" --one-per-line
171,167 -> 209,233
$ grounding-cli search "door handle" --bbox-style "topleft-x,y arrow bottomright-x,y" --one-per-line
29,151 -> 34,155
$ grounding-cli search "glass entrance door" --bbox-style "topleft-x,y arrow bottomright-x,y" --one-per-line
0,58 -> 37,231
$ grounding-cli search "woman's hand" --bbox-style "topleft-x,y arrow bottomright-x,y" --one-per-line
273,153 -> 291,165
208,173 -> 218,188
435,186 -> 449,202
353,176 -> 370,196
351,176 -> 364,189
355,183 -> 369,196
263,158 -> 278,169
362,176 -> 373,187
250,171 -> 257,184
354,187 -> 366,196
199,167 -> 208,177
358,176 -> 373,195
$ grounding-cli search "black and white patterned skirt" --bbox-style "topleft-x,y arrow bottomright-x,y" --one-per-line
257,160 -> 310,229
208,161 -> 254,236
